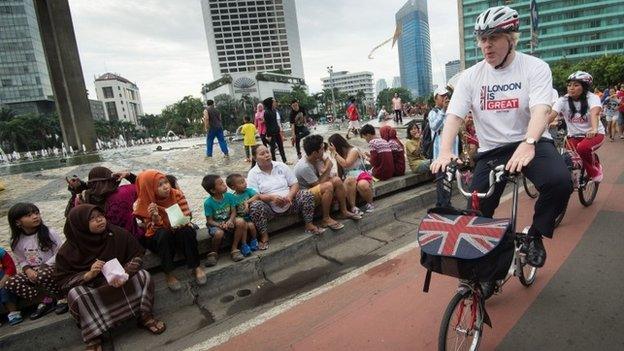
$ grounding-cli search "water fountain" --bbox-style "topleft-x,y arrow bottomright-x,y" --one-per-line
12,151 -> 20,160
82,144 -> 87,153
69,145 -> 74,155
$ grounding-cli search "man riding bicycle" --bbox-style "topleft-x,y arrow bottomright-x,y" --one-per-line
430,5 -> 572,269
552,71 -> 605,182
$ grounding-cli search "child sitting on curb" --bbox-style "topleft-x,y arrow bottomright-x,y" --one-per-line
5,203 -> 68,320
202,175 -> 249,266
0,247 -> 22,326
225,174 -> 260,252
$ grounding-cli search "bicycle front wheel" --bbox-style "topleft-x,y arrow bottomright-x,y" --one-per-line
578,168 -> 599,207
439,290 -> 483,351
523,177 -> 539,199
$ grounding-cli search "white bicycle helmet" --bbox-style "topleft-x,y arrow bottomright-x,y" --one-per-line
474,6 -> 520,37
567,71 -> 593,87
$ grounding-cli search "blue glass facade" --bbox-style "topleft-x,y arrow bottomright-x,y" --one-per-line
396,0 -> 432,98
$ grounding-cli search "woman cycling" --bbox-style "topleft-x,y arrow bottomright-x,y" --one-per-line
552,71 -> 605,182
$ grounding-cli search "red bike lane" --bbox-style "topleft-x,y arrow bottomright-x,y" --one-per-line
211,141 -> 624,351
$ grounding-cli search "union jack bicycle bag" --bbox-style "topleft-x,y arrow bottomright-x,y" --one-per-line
418,207 -> 514,290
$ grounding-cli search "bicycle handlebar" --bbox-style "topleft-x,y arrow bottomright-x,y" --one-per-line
445,160 -> 508,199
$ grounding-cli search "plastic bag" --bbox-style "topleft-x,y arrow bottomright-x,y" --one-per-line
165,203 -> 190,227
102,258 -> 128,285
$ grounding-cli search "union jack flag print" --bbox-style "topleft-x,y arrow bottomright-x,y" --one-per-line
418,213 -> 510,260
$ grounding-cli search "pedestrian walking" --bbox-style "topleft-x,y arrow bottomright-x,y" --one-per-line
203,100 -> 229,160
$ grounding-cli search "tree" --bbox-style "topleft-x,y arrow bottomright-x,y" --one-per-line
139,114 -> 166,137
549,54 -> 624,93
213,94 -> 240,132
160,95 -> 205,136
0,109 -> 61,152
376,87 -> 413,110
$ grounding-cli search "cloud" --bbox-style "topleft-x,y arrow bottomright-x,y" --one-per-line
70,0 -> 460,114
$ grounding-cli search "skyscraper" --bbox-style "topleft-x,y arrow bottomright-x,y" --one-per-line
445,60 -> 461,82
458,0 -> 624,69
375,79 -> 388,96
396,0 -> 433,98
200,0 -> 306,101
391,76 -> 402,89
201,0 -> 304,79
0,0 -> 54,115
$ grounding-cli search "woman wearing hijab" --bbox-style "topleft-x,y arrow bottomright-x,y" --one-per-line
68,167 -> 143,239
55,205 -> 165,351
133,170 -> 205,291
254,102 -> 268,147
379,125 -> 406,177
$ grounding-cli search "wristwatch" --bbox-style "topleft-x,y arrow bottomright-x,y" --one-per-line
523,137 -> 536,145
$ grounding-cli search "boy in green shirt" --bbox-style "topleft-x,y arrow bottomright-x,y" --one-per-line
226,174 -> 259,251
202,174 -> 249,266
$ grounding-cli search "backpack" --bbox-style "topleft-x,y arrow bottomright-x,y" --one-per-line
418,207 -> 514,292
420,119 -> 434,159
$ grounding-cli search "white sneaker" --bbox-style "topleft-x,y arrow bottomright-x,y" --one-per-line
364,203 -> 375,213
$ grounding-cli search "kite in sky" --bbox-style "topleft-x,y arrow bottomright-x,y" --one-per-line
368,24 -> 402,59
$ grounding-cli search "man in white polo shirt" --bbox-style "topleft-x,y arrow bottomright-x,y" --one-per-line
431,6 -> 572,268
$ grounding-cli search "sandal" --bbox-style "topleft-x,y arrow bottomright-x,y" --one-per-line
319,221 -> 344,230
138,316 -> 167,335
259,241 -> 269,250
85,338 -> 102,351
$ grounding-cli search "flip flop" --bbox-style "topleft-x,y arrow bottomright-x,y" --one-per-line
259,241 -> 270,250
325,222 -> 344,230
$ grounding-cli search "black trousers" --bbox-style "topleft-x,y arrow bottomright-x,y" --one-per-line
143,226 -> 200,273
260,133 -> 269,147
268,133 -> 287,162
394,109 -> 403,124
469,139 -> 572,238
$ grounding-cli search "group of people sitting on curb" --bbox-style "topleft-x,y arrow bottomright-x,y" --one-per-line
0,123 -> 435,350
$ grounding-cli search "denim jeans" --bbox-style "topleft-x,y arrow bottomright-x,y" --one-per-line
206,127 -> 229,157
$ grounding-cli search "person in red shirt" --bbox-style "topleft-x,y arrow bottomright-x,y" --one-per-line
616,85 -> 624,139
345,97 -> 361,140
1,247 -> 23,325
360,124 -> 395,180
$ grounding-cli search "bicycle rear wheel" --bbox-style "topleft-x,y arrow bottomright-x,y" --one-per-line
523,177 -> 539,199
578,167 -> 599,207
439,290 -> 483,351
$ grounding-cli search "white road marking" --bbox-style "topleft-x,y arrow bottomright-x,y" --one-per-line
183,241 -> 420,351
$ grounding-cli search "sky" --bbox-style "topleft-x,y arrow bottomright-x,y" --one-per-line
69,0 -> 460,114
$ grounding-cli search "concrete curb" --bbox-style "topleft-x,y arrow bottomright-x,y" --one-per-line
0,176 -> 437,350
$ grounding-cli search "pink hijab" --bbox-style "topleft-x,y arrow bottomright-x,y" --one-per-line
254,103 -> 266,134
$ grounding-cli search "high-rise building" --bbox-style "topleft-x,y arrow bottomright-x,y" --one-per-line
0,0 -> 55,116
375,79 -> 388,96
200,0 -> 306,101
445,60 -> 461,82
391,76 -> 402,88
94,73 -> 144,124
458,1 -> 624,69
396,0 -> 433,98
320,71 -> 374,102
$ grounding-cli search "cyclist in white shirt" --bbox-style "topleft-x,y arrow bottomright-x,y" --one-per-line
552,71 -> 605,182
431,6 -> 572,268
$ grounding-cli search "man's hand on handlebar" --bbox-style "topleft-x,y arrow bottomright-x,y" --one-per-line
430,152 -> 460,174
506,142 -> 535,174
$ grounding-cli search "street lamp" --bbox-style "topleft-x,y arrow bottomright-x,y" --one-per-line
327,66 -> 338,129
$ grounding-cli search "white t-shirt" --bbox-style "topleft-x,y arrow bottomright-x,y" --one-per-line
447,52 -> 553,152
553,92 -> 605,136
247,161 -> 297,213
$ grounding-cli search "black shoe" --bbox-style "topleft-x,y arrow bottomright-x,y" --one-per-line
526,235 -> 547,268
55,301 -> 69,315
480,280 -> 496,300
30,303 -> 54,320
